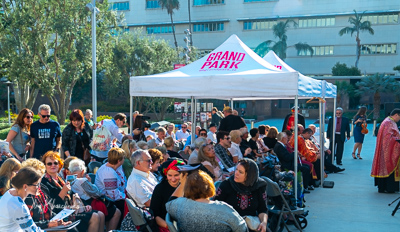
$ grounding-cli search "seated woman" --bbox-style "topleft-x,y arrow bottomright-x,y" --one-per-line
263,127 -> 278,150
197,143 -> 221,181
121,139 -> 137,178
149,148 -> 164,182
0,158 -> 21,193
150,158 -> 185,232
40,151 -> 104,232
215,159 -> 269,232
0,167 -> 69,231
95,147 -> 127,218
69,159 -> 121,231
164,137 -> 183,159
166,170 -> 247,232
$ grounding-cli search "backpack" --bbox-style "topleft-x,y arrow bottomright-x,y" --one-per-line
90,121 -> 112,152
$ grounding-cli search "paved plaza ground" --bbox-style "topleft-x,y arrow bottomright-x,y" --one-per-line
253,119 -> 400,232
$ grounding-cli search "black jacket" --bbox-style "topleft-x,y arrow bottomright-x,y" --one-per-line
273,142 -> 294,171
327,116 -> 350,142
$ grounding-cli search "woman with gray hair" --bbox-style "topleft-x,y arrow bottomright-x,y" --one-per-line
69,159 -> 121,231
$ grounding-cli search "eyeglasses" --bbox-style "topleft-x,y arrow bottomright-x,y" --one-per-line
182,127 -> 187,129
28,183 -> 40,188
46,162 -> 59,166
223,136 -> 231,140
41,115 -> 51,118
200,133 -> 207,136
140,159 -> 152,163
26,116 -> 33,119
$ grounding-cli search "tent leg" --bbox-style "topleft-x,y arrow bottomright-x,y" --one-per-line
332,98 -> 337,164
319,100 -> 324,185
230,99 -> 233,109
294,96 -> 298,203
130,96 -> 133,134
191,97 -> 196,144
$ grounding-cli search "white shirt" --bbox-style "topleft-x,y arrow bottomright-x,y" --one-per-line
155,137 -> 164,146
228,142 -> 243,160
166,131 -> 176,140
175,130 -> 190,141
93,119 -> 124,158
207,131 -> 217,143
144,129 -> 157,139
95,164 -> 126,201
0,190 -> 44,232
126,168 -> 158,208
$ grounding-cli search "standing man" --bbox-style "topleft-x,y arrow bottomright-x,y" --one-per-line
155,127 -> 166,146
92,113 -> 132,162
371,109 -> 400,193
327,107 -> 350,166
175,123 -> 190,141
218,106 -> 246,133
211,107 -> 222,127
30,104 -> 62,159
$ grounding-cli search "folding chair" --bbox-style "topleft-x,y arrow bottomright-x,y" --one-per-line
88,161 -> 102,173
261,176 -> 304,232
125,198 -> 153,232
165,213 -> 179,232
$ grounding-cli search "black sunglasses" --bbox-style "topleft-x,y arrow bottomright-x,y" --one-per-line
41,115 -> 51,118
26,116 -> 33,119
46,162 -> 59,166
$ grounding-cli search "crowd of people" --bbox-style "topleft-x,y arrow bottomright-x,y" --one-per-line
1,103 -> 397,231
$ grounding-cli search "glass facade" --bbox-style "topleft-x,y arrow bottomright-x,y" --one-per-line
362,13 -> 399,24
146,26 -> 174,34
193,22 -> 224,32
110,2 -> 129,11
243,20 -> 277,30
146,0 -> 160,8
361,43 -> 397,54
298,46 -> 334,56
244,0 -> 277,2
193,0 -> 225,6
298,17 -> 335,28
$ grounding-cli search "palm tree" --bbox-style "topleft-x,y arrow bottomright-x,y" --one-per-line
339,10 -> 374,68
158,0 -> 180,52
335,80 -> 354,109
254,19 -> 313,60
356,73 -> 400,119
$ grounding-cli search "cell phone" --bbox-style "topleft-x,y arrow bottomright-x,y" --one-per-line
66,175 -> 77,183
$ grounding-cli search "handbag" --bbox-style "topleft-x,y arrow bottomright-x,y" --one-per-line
243,215 -> 260,231
77,131 -> 91,165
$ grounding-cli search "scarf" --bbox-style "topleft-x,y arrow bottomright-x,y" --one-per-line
228,158 -> 267,195
44,173 -> 70,200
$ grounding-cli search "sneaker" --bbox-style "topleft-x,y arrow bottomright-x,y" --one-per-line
334,168 -> 345,173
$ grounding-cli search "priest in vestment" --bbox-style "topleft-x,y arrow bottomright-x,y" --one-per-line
371,109 -> 400,193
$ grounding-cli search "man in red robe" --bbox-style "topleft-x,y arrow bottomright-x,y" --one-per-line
371,109 -> 400,193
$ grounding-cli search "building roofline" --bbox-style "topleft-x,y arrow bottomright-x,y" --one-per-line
127,19 -> 230,27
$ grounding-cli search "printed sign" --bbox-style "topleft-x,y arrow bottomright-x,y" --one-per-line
200,51 -> 246,71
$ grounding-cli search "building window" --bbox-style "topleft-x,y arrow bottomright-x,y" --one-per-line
244,0 -> 277,2
243,20 -> 277,30
298,46 -> 334,56
362,13 -> 399,24
361,43 -> 397,54
193,22 -> 224,32
111,2 -> 129,11
146,26 -> 174,34
298,17 -> 335,28
193,0 -> 225,6
197,49 -> 213,58
146,0 -> 160,9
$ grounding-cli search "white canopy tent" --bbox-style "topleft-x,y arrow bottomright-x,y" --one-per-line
263,51 -> 338,184
129,34 -> 336,195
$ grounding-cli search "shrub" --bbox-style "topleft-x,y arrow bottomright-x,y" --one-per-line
0,127 -> 11,140
97,115 -> 112,122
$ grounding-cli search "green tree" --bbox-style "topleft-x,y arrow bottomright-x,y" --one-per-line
394,65 -> 400,72
0,0 -> 121,124
356,73 -> 400,119
254,19 -> 313,60
339,10 -> 374,68
105,30 -> 179,120
158,0 -> 180,54
332,62 -> 361,76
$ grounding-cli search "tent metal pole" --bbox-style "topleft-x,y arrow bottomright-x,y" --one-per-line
294,96 -> 298,203
332,98 -> 337,164
130,96 -> 133,134
230,99 -> 233,109
319,100 -> 324,185
191,97 -> 196,144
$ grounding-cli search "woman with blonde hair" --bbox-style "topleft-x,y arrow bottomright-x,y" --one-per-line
5,108 -> 34,161
121,139 -> 137,178
197,143 -> 221,181
0,158 -> 21,193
